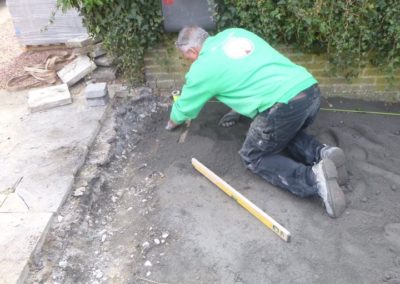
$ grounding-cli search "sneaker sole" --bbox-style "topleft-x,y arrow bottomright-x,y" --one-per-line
322,159 -> 346,218
322,147 -> 348,185
324,147 -> 346,168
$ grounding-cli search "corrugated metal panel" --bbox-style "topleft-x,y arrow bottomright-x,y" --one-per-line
6,0 -> 87,45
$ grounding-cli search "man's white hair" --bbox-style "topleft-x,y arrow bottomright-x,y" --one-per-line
175,26 -> 209,52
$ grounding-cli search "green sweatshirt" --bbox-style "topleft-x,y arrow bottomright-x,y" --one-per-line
170,28 -> 318,124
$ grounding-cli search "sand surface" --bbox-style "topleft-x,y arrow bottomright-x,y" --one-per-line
28,94 -> 400,283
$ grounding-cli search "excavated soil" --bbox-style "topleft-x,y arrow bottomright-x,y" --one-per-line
27,92 -> 400,284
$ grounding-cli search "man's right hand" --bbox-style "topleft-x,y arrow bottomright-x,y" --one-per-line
165,119 -> 180,131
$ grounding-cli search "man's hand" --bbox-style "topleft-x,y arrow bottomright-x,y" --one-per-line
165,119 -> 180,131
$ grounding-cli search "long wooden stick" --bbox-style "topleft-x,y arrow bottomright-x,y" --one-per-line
192,158 -> 291,242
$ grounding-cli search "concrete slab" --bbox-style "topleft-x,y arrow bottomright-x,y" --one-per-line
0,88 -> 108,212
28,84 -> 72,113
57,56 -> 97,86
0,85 -> 114,283
0,212 -> 53,284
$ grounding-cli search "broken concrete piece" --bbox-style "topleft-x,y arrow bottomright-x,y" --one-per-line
89,67 -> 117,82
84,82 -> 107,99
57,56 -> 97,86
28,84 -> 72,113
94,55 -> 115,67
89,42 -> 107,58
66,35 -> 93,48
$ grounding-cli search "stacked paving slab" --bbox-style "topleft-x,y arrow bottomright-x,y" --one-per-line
27,35 -> 117,112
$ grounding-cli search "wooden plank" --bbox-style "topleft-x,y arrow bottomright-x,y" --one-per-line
24,44 -> 68,52
192,158 -> 291,242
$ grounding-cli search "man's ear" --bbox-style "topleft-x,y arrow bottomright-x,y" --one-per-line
189,47 -> 200,58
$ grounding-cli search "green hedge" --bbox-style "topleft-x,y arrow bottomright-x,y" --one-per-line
59,0 -> 400,81
215,0 -> 400,77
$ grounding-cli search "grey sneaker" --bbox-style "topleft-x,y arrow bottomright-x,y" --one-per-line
312,158 -> 346,218
320,145 -> 349,185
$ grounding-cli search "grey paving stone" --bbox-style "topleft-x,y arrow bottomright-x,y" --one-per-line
87,95 -> 110,107
28,84 -> 72,113
84,82 -> 108,99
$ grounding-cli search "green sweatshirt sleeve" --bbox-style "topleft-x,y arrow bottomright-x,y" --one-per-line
170,64 -> 216,124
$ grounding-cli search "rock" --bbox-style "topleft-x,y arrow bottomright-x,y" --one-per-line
28,84 -> 72,113
144,260 -> 152,267
66,35 -> 93,48
73,187 -> 86,197
95,55 -> 115,67
154,239 -> 160,245
57,56 -> 97,86
89,42 -> 107,58
162,232 -> 169,239
57,215 -> 63,222
89,67 -> 117,82
94,269 -> 103,279
101,234 -> 107,242
392,185 -> 398,192
146,271 -> 151,277
142,241 -> 150,249
58,260 -> 68,268
361,197 -> 368,203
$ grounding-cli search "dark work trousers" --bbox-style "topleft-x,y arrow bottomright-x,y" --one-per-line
239,84 -> 323,197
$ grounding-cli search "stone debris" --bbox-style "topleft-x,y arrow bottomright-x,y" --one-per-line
162,232 -> 169,239
154,238 -> 160,245
142,241 -> 150,249
28,84 -> 72,113
66,35 -> 94,48
94,269 -> 103,279
57,55 -> 97,86
146,271 -> 151,277
144,260 -> 152,267
57,215 -> 63,222
73,187 -> 86,197
101,234 -> 107,242
58,260 -> 68,268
